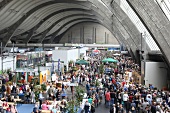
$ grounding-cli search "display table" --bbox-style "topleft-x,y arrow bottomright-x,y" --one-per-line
7,102 -> 15,105
14,99 -> 21,102
14,98 -> 22,106
41,110 -> 51,113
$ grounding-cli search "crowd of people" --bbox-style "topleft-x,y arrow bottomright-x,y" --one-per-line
0,50 -> 170,113
78,52 -> 170,113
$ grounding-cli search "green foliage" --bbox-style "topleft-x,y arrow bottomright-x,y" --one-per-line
66,86 -> 84,113
110,63 -> 117,68
66,100 -> 78,113
0,68 -> 12,75
95,79 -> 100,87
7,68 -> 11,74
99,64 -> 104,74
34,90 -> 40,101
75,86 -> 84,103
34,85 -> 41,101
41,84 -> 47,91
68,60 -> 74,65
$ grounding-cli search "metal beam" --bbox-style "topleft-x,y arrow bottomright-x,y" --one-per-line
7,43 -> 120,48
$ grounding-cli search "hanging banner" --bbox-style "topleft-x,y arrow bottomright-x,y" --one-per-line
58,59 -> 60,71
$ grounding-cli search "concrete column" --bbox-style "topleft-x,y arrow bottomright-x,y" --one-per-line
95,28 -> 96,43
105,32 -> 107,44
83,26 -> 84,44
71,32 -> 72,43
127,0 -> 170,65
92,27 -> 95,43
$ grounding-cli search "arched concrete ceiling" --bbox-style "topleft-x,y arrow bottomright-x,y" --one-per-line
0,0 -> 115,47
0,0 -> 157,61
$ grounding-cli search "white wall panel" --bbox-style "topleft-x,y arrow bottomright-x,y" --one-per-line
145,61 -> 167,89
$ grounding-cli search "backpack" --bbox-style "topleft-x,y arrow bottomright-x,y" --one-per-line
91,105 -> 95,112
110,107 -> 114,113
131,106 -> 135,110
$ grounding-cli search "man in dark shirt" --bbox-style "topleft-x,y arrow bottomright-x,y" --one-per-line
151,102 -> 157,113
8,72 -> 12,81
110,89 -> 116,105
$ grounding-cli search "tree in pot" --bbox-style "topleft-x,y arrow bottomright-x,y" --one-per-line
66,86 -> 84,113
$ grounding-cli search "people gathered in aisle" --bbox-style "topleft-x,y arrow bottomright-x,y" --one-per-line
0,50 -> 170,113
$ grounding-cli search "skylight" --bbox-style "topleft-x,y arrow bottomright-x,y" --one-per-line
120,0 -> 160,51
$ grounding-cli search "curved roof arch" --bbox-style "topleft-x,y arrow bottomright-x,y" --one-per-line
0,0 -> 12,10
15,10 -> 93,36
48,15 -> 96,36
15,3 -> 90,34
14,1 -> 114,43
43,19 -> 99,43
0,0 -> 155,62
0,0 -> 117,47
46,17 -> 98,43
27,14 -> 99,43
29,20 -> 99,43
0,0 -> 51,29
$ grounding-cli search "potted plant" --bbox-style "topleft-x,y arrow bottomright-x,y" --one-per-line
66,86 -> 84,113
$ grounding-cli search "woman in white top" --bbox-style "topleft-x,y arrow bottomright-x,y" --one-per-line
31,91 -> 36,104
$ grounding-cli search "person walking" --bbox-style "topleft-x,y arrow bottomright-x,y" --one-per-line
38,91 -> 44,109
131,100 -> 136,113
31,90 -> 36,104
110,104 -> 116,113
105,90 -> 111,108
84,101 -> 90,113
110,89 -> 116,105
123,92 -> 129,110
91,103 -> 95,113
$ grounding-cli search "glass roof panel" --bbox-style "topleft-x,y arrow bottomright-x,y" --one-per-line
120,0 -> 160,51
156,0 -> 170,21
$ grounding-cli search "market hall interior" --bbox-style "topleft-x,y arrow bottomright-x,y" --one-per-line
0,0 -> 170,113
